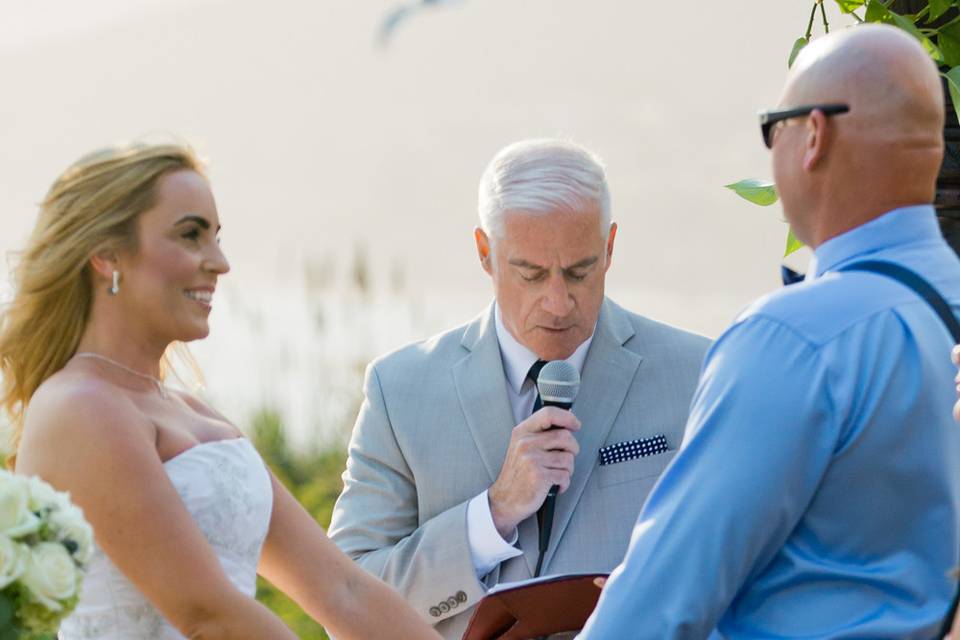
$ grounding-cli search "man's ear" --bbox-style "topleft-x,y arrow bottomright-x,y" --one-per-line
803,110 -> 830,172
474,227 -> 494,276
604,222 -> 618,272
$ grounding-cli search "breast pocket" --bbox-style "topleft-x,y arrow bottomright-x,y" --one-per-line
596,449 -> 676,488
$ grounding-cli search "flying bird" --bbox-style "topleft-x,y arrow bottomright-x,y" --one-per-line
378,0 -> 464,47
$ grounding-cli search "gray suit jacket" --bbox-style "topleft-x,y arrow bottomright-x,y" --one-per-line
329,298 -> 709,639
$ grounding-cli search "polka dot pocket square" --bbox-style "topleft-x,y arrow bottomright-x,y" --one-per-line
599,434 -> 669,466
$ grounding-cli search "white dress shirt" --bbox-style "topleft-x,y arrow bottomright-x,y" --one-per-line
465,304 -> 594,578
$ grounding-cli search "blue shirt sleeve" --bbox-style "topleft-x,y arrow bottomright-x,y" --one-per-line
578,315 -> 841,639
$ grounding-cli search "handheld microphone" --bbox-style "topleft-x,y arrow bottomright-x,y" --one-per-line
534,360 -> 580,577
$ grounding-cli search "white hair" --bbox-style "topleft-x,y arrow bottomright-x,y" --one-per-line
477,139 -> 612,238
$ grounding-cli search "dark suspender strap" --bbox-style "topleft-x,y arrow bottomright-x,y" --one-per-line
841,261 -> 960,342
839,260 -> 960,638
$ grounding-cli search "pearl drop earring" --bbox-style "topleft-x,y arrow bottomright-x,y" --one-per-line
109,270 -> 120,296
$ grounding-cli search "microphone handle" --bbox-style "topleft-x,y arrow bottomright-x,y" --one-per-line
542,397 -> 573,500
535,398 -> 573,577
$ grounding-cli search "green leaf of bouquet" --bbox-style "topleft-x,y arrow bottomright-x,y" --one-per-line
943,67 -> 960,124
724,179 -> 778,206
834,0 -> 866,13
784,230 -> 805,257
0,591 -> 12,626
930,0 -> 953,21
788,37 -> 809,68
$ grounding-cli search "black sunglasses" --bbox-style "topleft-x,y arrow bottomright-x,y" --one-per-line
759,103 -> 850,148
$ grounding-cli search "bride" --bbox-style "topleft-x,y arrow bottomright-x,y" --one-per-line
0,142 -> 443,639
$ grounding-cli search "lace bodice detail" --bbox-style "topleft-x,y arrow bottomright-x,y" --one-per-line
59,438 -> 274,639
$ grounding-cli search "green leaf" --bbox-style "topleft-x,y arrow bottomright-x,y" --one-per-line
784,230 -> 805,257
939,22 -> 960,66
888,8 -> 928,40
0,591 -> 12,626
923,37 -> 945,63
834,0 -> 866,12
788,37 -> 809,68
724,179 -> 778,206
864,0 -> 890,22
930,0 -> 953,21
943,67 -> 960,123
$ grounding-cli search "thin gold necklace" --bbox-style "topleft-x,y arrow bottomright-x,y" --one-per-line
73,352 -> 167,398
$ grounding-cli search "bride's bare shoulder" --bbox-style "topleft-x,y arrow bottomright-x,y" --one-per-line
19,370 -> 154,463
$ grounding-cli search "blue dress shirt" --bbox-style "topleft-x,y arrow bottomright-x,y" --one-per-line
578,206 -> 960,639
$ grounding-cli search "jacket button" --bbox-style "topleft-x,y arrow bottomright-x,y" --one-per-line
446,596 -> 458,608
429,606 -> 441,618
455,590 -> 467,603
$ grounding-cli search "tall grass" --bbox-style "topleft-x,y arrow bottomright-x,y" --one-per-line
249,407 -> 349,638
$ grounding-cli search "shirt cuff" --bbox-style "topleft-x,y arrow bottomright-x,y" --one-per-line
466,490 -> 523,578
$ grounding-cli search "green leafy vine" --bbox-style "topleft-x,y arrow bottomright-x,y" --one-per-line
729,0 -> 960,257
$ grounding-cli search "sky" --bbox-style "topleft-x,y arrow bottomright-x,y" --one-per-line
0,1 -> 856,440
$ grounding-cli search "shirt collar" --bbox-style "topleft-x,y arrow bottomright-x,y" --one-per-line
494,304 -> 595,394
808,205 -> 940,278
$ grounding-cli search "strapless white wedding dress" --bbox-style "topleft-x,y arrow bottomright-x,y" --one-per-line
58,438 -> 274,639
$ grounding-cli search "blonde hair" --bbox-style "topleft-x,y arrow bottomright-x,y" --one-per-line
0,142 -> 205,455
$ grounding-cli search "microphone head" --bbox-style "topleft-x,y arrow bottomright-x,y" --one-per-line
536,360 -> 580,405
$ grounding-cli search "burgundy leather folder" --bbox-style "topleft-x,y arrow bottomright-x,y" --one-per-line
461,573 -> 607,640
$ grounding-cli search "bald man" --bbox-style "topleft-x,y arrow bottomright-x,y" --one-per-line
579,24 -> 960,639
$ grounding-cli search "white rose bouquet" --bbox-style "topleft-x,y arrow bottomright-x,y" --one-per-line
0,470 -> 93,639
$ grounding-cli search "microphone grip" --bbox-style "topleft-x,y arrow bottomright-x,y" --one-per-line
538,493 -> 556,543
541,397 -> 572,505
535,399 -> 573,577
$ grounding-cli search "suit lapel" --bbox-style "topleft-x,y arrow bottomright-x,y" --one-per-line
542,299 -> 643,571
452,304 -> 517,486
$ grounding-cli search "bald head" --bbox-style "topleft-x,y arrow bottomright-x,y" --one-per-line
786,24 -> 943,145
772,24 -> 945,248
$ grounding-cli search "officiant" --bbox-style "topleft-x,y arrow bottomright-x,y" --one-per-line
328,138 -> 709,639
